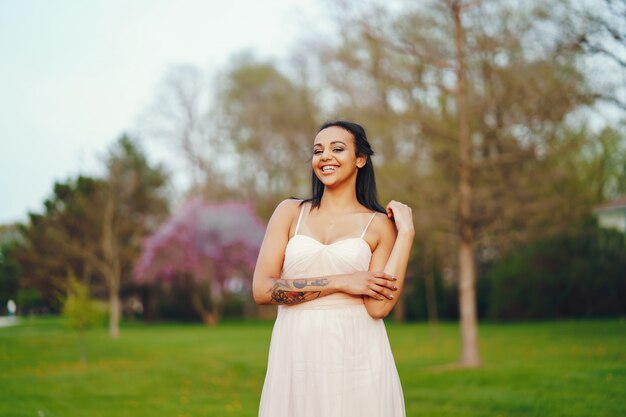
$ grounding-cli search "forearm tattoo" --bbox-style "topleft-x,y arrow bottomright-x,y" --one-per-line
269,278 -> 330,305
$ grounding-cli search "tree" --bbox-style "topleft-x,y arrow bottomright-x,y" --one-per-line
0,229 -> 21,315
13,136 -> 168,337
62,276 -> 105,363
134,199 -> 265,325
485,219 -> 626,319
448,0 -> 480,367
140,55 -> 320,219
138,65 -> 223,191
13,176 -> 105,314
100,135 -> 169,337
309,0 -> 601,366
216,54 -> 319,213
568,0 -> 626,112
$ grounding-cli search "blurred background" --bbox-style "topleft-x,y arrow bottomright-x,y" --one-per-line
0,0 -> 625,416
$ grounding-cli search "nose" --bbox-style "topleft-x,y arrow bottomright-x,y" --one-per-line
321,148 -> 333,160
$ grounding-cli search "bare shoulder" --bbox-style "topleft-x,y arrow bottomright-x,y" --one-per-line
274,198 -> 302,216
268,199 -> 303,229
369,212 -> 397,245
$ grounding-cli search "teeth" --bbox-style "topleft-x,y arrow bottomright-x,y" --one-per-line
322,166 -> 336,172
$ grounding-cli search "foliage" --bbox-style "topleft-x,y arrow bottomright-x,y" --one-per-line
134,199 -> 265,324
485,219 -> 626,320
11,176 -> 106,314
314,0 -> 602,257
216,54 -> 319,214
143,56 -> 319,219
0,241 -> 21,314
14,289 -> 41,314
130,0 -> 626,325
61,277 -> 105,332
575,127 -> 626,201
9,135 -> 169,337
61,276 -> 106,363
5,0 -> 624,327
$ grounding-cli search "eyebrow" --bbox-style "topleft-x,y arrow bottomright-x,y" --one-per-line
313,141 -> 347,148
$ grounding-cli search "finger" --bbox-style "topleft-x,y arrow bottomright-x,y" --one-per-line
374,278 -> 398,290
387,200 -> 410,212
373,278 -> 398,291
372,271 -> 397,280
376,288 -> 395,300
386,200 -> 397,218
370,284 -> 396,300
367,289 -> 385,301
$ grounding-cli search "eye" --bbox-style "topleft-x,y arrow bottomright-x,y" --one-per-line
313,149 -> 323,155
333,148 -> 344,152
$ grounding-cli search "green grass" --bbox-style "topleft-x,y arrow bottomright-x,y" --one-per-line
0,318 -> 624,417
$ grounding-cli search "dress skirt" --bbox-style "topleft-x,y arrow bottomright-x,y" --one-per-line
258,297 -> 405,417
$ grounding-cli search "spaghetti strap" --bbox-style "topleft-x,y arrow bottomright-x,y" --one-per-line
360,212 -> 377,239
294,203 -> 306,235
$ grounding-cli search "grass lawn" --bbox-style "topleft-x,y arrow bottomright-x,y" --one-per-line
0,317 -> 624,417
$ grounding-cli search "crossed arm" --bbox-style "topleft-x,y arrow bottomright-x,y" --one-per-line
252,199 -> 414,318
267,277 -> 331,304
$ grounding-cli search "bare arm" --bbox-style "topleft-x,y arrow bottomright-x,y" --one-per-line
364,201 -> 415,319
252,200 -> 397,305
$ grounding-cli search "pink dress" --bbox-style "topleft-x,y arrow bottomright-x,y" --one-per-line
258,205 -> 406,417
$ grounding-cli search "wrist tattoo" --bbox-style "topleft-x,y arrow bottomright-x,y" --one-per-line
269,278 -> 329,305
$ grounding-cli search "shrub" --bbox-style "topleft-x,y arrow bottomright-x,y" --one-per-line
485,221 -> 626,320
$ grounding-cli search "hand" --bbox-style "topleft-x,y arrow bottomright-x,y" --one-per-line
340,271 -> 398,301
386,200 -> 415,236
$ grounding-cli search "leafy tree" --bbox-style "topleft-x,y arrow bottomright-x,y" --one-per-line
577,127 -> 626,201
308,0 -> 610,366
100,135 -> 169,337
134,199 -> 265,325
135,0 -> 625,343
13,176 -> 104,314
485,219 -> 626,319
217,54 -> 319,210
62,276 -> 105,363
13,135 -> 168,337
141,55 -> 319,219
0,225 -> 22,314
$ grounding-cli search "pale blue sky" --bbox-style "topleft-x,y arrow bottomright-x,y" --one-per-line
0,0 -> 322,223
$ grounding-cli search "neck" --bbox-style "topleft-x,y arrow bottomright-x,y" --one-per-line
319,184 -> 361,213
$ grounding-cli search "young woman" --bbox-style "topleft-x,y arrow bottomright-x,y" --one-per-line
253,121 -> 414,417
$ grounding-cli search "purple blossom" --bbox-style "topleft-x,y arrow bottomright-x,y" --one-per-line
134,198 -> 265,294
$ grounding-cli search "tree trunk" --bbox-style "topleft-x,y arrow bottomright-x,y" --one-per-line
205,302 -> 220,326
207,294 -> 221,326
452,0 -> 480,367
423,244 -> 439,339
190,290 -> 220,326
79,328 -> 87,364
102,192 -> 121,339
140,285 -> 157,322
108,282 -> 121,338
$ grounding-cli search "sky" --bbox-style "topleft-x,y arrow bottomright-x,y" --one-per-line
0,0 -> 323,224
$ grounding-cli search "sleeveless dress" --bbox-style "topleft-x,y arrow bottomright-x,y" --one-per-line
258,204 -> 406,417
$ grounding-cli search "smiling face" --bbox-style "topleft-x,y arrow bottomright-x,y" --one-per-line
312,126 -> 366,188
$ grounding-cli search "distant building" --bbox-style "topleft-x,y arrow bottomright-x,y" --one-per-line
594,196 -> 626,233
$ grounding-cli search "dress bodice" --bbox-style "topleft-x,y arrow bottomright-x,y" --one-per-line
282,234 -> 372,279
279,203 -> 377,308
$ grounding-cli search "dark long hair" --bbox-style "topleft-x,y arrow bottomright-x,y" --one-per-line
302,120 -> 386,213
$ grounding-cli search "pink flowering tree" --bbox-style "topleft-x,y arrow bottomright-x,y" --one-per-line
134,199 -> 265,324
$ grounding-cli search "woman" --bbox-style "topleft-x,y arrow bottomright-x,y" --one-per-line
253,120 -> 414,417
